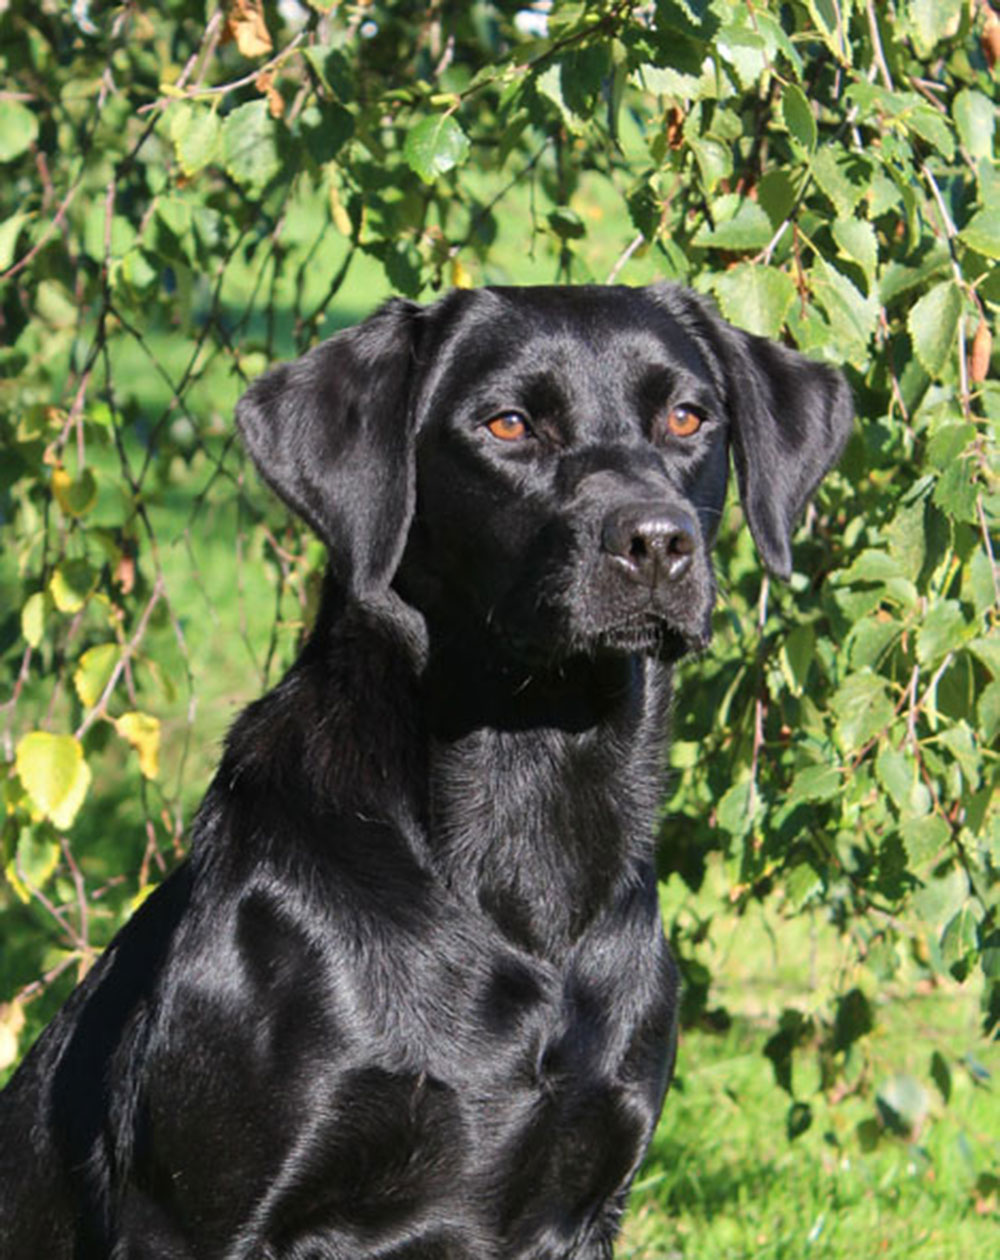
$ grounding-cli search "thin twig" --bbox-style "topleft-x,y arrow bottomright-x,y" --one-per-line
606,233 -> 645,284
137,31 -> 307,114
75,576 -> 166,739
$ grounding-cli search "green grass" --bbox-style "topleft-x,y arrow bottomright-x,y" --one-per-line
620,874 -> 999,1258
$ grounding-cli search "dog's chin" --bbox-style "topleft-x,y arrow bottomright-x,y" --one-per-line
592,615 -> 708,664
491,609 -> 709,672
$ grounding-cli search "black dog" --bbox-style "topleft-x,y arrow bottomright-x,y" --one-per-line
0,284 -> 851,1258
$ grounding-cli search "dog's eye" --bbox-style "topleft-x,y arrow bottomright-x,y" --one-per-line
664,406 -> 704,438
486,412 -> 531,442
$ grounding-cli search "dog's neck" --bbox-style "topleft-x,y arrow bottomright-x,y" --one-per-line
415,621 -> 673,956
230,588 -> 672,956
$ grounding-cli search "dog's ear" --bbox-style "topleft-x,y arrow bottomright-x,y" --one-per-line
653,285 -> 853,579
236,299 -> 421,597
723,329 -> 853,579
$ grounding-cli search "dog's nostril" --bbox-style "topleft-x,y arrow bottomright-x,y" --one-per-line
666,531 -> 694,556
628,536 -> 649,563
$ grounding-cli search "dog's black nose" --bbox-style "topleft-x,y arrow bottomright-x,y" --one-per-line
601,504 -> 697,585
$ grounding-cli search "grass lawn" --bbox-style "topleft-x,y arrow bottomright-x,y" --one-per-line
619,876 -> 999,1258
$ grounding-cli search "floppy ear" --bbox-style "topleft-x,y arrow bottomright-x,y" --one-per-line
656,285 -> 854,579
723,329 -> 854,579
235,298 -> 421,598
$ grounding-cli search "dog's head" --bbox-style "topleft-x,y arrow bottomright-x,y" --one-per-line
236,284 -> 852,665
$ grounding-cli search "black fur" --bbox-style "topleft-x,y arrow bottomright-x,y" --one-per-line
0,284 -> 852,1259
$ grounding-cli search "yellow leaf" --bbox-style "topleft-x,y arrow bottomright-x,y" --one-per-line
116,711 -> 161,779
49,560 -> 95,613
228,0 -> 273,58
328,178 -> 353,237
0,1000 -> 25,1071
15,732 -> 92,830
73,643 -> 118,708
4,826 -> 61,903
451,258 -> 473,289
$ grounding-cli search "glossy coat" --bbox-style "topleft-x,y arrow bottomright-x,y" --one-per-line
0,285 -> 852,1258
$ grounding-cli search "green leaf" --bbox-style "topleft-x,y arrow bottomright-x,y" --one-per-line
936,723 -> 981,791
785,861 -> 822,908
912,864 -> 967,930
979,680 -> 1000,746
810,149 -> 869,217
0,211 -> 29,271
803,0 -> 849,64
901,814 -> 949,867
959,209 -> 1000,261
941,905 -> 980,979
781,83 -> 816,153
298,102 -> 354,166
51,466 -> 98,518
688,136 -> 733,192
15,732 -> 92,830
832,218 -> 877,288
982,934 -> 1000,982
786,1100 -> 813,1140
711,265 -> 795,338
830,670 -> 895,753
692,199 -> 773,251
953,90 -> 996,162
833,987 -> 874,1050
170,103 -> 221,177
810,258 -> 878,368
302,44 -> 354,100
905,105 -> 954,160
756,169 -> 798,231
833,548 -> 903,587
654,0 -> 716,41
715,777 -> 758,838
716,25 -> 768,90
0,100 -> 39,163
21,591 -> 46,648
789,763 -> 841,804
930,1050 -> 951,1104
916,599 -> 969,666
222,100 -> 284,195
547,207 -> 586,241
903,0 -> 963,58
404,114 -> 470,184
933,454 -> 980,523
876,745 -> 928,817
968,635 -> 1000,676
908,281 -> 962,379
777,624 -> 816,697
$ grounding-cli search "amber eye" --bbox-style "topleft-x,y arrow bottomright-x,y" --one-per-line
486,412 -> 530,442
664,405 -> 703,438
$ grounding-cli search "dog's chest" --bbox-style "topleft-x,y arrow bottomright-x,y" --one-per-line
294,911 -> 672,1257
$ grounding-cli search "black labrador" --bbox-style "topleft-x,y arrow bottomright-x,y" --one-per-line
0,284 -> 851,1259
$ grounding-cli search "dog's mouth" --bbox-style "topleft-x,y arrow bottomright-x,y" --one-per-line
593,612 -> 704,662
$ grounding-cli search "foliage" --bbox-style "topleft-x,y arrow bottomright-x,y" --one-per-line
0,0 -> 997,1168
